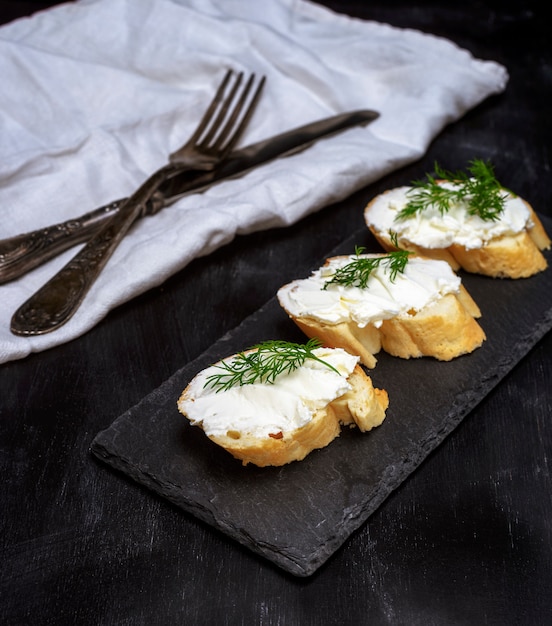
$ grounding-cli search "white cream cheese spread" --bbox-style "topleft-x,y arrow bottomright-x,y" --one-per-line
180,347 -> 358,439
277,255 -> 461,328
365,185 -> 532,249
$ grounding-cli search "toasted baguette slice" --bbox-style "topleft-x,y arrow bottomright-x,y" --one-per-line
364,186 -> 550,278
277,254 -> 486,368
177,347 -> 388,467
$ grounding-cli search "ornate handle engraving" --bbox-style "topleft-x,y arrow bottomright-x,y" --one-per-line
0,201 -> 122,284
10,171 -> 170,336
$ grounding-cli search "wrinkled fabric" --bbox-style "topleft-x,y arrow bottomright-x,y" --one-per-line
0,0 -> 508,363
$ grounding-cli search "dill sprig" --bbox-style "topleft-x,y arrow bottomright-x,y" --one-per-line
203,338 -> 340,392
322,242 -> 411,290
396,159 -> 510,222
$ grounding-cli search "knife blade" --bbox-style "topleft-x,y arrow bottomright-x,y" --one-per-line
0,109 -> 378,284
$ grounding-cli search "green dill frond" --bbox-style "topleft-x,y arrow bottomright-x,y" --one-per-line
322,245 -> 411,290
203,338 -> 340,392
396,159 -> 510,221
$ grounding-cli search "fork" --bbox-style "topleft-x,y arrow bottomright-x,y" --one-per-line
10,69 -> 265,336
0,70 -> 257,287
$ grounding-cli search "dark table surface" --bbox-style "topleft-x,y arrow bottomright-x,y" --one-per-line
2,1 -> 551,624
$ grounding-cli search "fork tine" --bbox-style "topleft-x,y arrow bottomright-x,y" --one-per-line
198,71 -> 244,147
170,69 -> 265,167
209,74 -> 266,156
186,68 -> 234,145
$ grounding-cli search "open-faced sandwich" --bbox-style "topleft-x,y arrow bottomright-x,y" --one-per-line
177,339 -> 388,467
364,160 -> 550,278
277,248 -> 485,368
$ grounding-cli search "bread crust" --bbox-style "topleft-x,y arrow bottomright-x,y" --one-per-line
379,292 -> 485,360
329,365 -> 388,431
364,190 -> 551,279
178,364 -> 388,467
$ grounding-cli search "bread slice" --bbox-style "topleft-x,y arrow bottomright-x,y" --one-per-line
364,186 -> 550,279
277,254 -> 486,368
177,347 -> 388,467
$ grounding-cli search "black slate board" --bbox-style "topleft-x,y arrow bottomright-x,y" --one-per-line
91,216 -> 552,577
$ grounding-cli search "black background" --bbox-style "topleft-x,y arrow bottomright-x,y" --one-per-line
2,1 -> 551,624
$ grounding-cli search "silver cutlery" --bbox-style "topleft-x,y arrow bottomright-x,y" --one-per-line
0,109 -> 379,284
10,68 -> 265,336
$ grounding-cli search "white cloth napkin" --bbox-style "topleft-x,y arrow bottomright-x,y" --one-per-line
0,0 -> 508,364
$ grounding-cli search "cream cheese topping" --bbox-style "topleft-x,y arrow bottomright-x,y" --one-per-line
277,255 -> 461,328
180,347 -> 358,439
365,184 -> 532,249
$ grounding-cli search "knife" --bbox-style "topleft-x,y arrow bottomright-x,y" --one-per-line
0,109 -> 378,284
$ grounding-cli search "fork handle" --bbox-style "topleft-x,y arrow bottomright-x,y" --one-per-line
10,170 -> 169,336
0,200 -> 123,285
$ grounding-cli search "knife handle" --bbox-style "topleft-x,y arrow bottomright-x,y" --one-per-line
10,171 -> 168,336
0,200 -> 123,284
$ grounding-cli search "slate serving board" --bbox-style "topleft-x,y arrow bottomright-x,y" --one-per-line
91,216 -> 552,577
